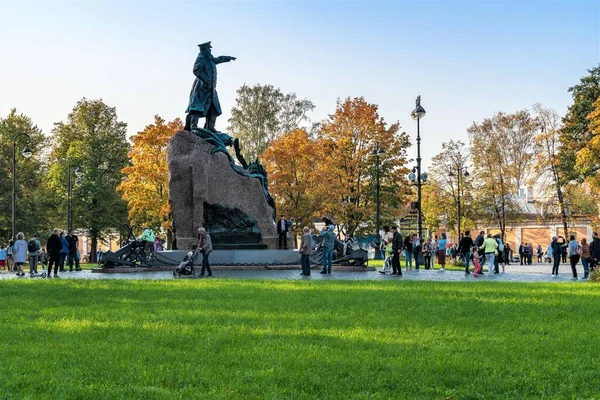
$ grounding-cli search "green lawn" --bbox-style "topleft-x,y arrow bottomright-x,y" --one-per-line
1,279 -> 598,399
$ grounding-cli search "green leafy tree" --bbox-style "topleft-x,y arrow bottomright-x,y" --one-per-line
0,109 -> 46,241
559,65 -> 600,181
46,99 -> 130,262
228,84 -> 315,161
425,140 -> 476,236
468,110 -> 537,240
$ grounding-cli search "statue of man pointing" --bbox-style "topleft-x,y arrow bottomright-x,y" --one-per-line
185,42 -> 236,132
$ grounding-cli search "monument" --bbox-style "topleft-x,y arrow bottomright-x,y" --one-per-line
168,42 -> 292,252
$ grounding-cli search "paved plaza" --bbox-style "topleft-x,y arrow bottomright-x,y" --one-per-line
0,262 -> 590,283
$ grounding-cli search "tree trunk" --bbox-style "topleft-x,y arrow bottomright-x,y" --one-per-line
553,169 -> 569,238
90,230 -> 98,263
166,229 -> 173,250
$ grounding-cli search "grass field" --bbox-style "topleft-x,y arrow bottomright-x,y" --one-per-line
1,279 -> 598,399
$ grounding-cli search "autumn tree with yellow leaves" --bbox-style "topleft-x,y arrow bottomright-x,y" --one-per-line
119,116 -> 182,244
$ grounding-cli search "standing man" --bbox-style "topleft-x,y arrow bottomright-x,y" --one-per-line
185,42 -> 236,132
277,215 -> 289,250
299,226 -> 312,276
27,234 -> 41,275
46,229 -> 62,278
550,236 -> 565,276
474,231 -> 486,274
590,232 -> 600,271
518,243 -> 525,265
391,226 -> 403,276
197,227 -> 213,277
319,225 -> 336,274
66,229 -> 81,272
459,231 -> 474,275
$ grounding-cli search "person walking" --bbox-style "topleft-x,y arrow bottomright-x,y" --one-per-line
430,237 -> 438,269
567,235 -> 581,280
277,215 -> 289,250
27,234 -> 41,275
590,232 -> 600,271
474,231 -> 485,274
13,233 -> 28,276
299,226 -> 312,276
46,229 -> 63,278
505,243 -> 512,265
412,234 -> 422,270
550,236 -> 565,276
536,244 -> 543,263
495,235 -> 505,274
561,242 -> 568,264
66,229 -> 81,272
403,235 -> 413,271
319,225 -> 336,275
40,247 -> 48,271
391,226 -> 403,276
153,236 -> 164,252
422,237 -> 432,270
197,227 -> 213,277
479,234 -> 498,274
527,243 -> 534,265
0,245 -> 6,272
58,232 -> 69,272
437,233 -> 448,272
459,231 -> 474,275
580,238 -> 591,279
472,245 -> 482,277
7,240 -> 14,272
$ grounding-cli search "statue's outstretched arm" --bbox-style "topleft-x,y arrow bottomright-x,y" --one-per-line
213,56 -> 237,64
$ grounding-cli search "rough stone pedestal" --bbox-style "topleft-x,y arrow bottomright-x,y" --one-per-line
168,130 -> 285,249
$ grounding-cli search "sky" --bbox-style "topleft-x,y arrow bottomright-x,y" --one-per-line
1,0 -> 598,169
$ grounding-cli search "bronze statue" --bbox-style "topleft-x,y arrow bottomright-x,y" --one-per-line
185,41 -> 236,132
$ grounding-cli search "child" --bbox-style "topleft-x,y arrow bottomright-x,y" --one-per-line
472,246 -> 481,278
0,245 -> 6,272
379,240 -> 393,274
40,248 -> 48,271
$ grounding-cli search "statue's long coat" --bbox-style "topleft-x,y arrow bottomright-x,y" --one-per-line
186,53 -> 229,117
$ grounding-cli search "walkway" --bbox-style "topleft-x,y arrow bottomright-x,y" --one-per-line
0,262 -> 590,283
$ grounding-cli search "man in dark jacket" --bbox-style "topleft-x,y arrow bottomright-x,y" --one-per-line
66,229 -> 81,272
46,229 -> 62,278
391,226 -> 403,276
277,215 -> 289,249
551,236 -> 565,276
590,232 -> 600,270
474,231 -> 486,274
459,231 -> 474,275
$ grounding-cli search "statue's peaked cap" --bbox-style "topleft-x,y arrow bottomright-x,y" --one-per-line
198,41 -> 211,48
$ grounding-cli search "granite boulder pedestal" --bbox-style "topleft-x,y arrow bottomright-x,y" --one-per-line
168,130 -> 293,250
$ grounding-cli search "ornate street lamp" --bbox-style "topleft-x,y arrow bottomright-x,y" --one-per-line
12,133 -> 32,239
371,142 -> 385,259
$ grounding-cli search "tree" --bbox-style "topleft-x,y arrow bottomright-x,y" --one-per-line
261,128 -> 322,243
118,116 -> 182,247
468,110 -> 537,240
316,97 -> 411,237
425,140 -> 476,236
559,65 -> 600,181
228,84 -> 314,161
576,97 -> 600,188
0,109 -> 47,240
46,99 -> 130,262
531,104 -> 570,237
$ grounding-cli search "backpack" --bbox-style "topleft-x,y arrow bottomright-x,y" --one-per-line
498,242 -> 505,252
27,240 -> 37,252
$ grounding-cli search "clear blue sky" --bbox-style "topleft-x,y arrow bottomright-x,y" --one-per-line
1,1 -> 598,168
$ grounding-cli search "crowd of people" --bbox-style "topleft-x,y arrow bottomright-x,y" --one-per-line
373,227 -> 600,280
0,229 -> 82,278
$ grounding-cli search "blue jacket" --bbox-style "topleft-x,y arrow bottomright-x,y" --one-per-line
60,237 -> 69,254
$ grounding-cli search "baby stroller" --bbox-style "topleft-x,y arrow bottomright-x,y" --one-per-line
173,250 -> 199,278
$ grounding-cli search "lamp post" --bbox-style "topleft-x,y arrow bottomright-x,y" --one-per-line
410,95 -> 426,239
448,166 -> 470,240
12,133 -> 32,240
67,159 -> 84,230
372,142 -> 385,259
